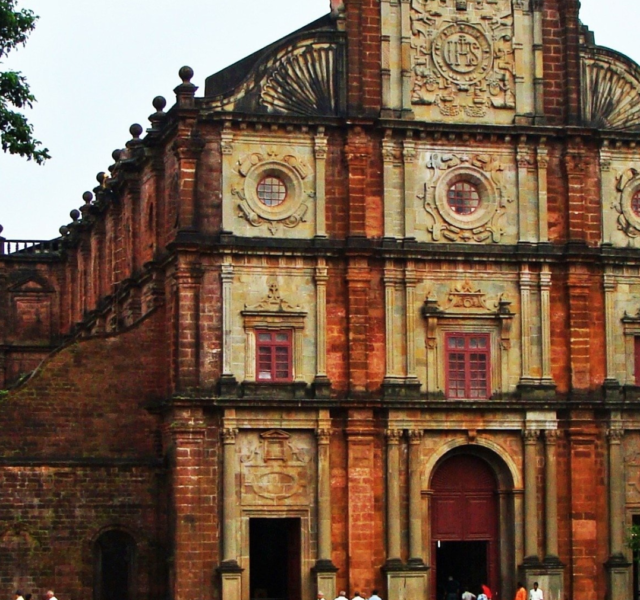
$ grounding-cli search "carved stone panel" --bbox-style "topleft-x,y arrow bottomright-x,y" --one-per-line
224,137 -> 317,238
410,0 -> 517,124
415,147 -> 517,243
237,430 -> 316,506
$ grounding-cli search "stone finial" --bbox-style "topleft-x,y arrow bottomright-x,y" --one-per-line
0,224 -> 3,236
82,191 -> 93,205
70,209 -> 80,222
59,225 -> 69,236
96,172 -> 107,185
148,96 -> 168,132
174,66 -> 198,108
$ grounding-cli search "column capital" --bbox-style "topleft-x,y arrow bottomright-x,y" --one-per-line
386,428 -> 403,444
316,428 -> 332,445
523,429 -> 540,444
222,427 -> 238,444
607,428 -> 624,443
408,429 -> 423,444
545,429 -> 561,444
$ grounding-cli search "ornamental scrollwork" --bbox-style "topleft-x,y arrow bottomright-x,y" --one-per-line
614,168 -> 640,238
410,0 -> 516,120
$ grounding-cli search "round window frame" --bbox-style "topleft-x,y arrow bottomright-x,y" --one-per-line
244,160 -> 303,221
434,167 -> 498,230
621,181 -> 640,231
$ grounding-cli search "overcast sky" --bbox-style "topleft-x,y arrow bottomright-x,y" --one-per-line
0,0 -> 638,241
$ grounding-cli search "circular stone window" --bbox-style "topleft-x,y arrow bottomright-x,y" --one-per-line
448,181 -> 481,215
243,160 -> 304,222
434,167 -> 498,231
257,176 -> 287,207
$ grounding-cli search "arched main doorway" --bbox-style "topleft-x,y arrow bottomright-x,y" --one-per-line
431,454 -> 499,599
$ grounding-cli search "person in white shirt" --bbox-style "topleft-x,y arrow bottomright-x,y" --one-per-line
351,592 -> 365,600
368,590 -> 382,600
461,588 -> 476,600
529,582 -> 543,600
45,592 -> 58,600
333,591 -> 347,600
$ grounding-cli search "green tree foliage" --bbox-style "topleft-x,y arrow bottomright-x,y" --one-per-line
0,0 -> 49,163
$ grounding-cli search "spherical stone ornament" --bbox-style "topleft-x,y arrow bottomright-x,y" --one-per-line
432,23 -> 493,86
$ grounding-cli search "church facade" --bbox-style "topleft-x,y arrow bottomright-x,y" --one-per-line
2,2 -> 640,600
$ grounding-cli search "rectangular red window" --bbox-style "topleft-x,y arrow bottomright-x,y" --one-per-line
635,337 -> 640,386
256,330 -> 292,382
446,333 -> 490,399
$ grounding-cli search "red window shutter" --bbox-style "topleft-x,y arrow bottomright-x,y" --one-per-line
445,333 -> 490,399
256,330 -> 293,382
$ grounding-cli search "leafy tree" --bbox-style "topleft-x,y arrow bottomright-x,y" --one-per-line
0,0 -> 49,163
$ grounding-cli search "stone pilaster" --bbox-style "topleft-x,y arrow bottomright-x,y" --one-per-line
386,428 -> 402,565
537,141 -> 549,242
539,265 -> 554,386
220,122 -> 235,233
405,262 -> 419,383
544,430 -> 560,562
315,128 -> 328,238
606,423 -> 631,600
408,429 -> 424,564
403,134 -> 416,239
519,265 -> 535,385
384,262 -> 401,382
523,428 -> 541,564
220,260 -> 237,393
604,273 -> 619,386
532,0 -> 545,121
219,417 -> 243,600
314,418 -> 338,596
314,259 -> 331,397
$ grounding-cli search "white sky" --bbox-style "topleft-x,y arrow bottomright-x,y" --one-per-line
0,0 -> 638,241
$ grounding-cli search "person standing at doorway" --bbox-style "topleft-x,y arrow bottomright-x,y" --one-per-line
461,586 -> 476,600
445,576 -> 460,600
368,589 -> 382,600
529,582 -> 543,600
514,582 -> 526,600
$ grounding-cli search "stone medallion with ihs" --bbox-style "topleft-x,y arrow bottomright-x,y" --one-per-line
238,430 -> 315,506
410,0 -> 516,124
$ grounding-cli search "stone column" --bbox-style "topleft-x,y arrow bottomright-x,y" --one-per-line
606,424 -> 630,600
403,134 -> 416,239
315,418 -> 337,597
386,428 -> 402,564
220,260 -> 237,393
544,430 -> 560,561
523,429 -> 540,563
539,265 -> 554,386
408,429 -> 424,564
519,265 -> 535,386
604,273 -> 618,384
219,420 -> 243,600
314,259 -> 330,396
537,141 -> 549,242
315,128 -> 328,238
405,261 -> 419,384
384,263 -> 399,381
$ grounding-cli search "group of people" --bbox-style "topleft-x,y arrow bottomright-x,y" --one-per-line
445,577 -> 545,600
318,589 -> 382,600
15,591 -> 57,600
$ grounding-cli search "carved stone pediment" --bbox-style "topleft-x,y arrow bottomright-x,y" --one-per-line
203,24 -> 345,118
581,45 -> 640,131
242,279 -> 305,316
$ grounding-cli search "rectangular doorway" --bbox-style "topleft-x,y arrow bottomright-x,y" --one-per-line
436,540 -> 488,599
250,517 -> 301,600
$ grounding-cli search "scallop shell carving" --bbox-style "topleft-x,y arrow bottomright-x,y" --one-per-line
260,43 -> 337,117
581,47 -> 640,131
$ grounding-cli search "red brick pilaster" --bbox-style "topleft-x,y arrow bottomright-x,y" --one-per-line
564,139 -> 586,243
561,0 -> 581,125
567,411 -> 599,600
345,127 -> 371,237
567,267 -> 591,392
347,258 -> 371,394
168,407 -> 210,600
173,257 -> 203,390
346,409 -> 376,593
172,137 -> 205,231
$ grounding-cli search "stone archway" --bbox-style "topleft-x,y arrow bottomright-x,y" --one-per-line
427,444 -> 518,600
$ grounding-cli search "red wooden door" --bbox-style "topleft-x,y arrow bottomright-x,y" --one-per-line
431,455 -> 499,596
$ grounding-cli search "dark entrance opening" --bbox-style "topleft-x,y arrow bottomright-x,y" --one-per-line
250,517 -> 301,600
431,454 -> 499,600
94,530 -> 135,600
436,541 -> 488,598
